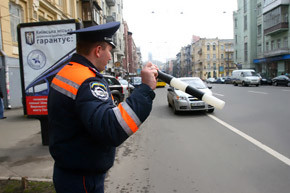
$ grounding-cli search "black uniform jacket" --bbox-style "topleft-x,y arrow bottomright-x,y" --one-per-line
48,53 -> 155,175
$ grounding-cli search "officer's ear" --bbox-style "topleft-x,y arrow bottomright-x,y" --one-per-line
94,45 -> 102,58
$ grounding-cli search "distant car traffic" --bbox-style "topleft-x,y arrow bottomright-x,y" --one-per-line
272,75 -> 290,86
167,77 -> 214,114
206,77 -> 216,83
215,77 -> 225,84
130,77 -> 142,88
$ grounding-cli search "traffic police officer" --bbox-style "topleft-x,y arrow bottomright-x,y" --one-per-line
48,22 -> 158,193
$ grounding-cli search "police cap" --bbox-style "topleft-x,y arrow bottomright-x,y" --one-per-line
68,22 -> 120,48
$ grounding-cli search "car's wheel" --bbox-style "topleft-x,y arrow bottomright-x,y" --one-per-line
256,84 -> 259,87
233,82 -> 238,86
287,82 -> 290,87
273,81 -> 278,86
113,96 -> 120,106
242,81 -> 246,86
208,108 -> 214,113
172,103 -> 179,114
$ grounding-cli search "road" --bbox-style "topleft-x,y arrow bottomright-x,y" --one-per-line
104,84 -> 290,193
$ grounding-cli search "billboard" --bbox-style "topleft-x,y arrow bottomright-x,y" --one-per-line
18,20 -> 80,116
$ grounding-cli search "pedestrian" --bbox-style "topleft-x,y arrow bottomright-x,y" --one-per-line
48,21 -> 158,193
0,82 -> 6,119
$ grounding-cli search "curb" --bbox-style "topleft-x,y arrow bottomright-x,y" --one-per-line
0,176 -> 52,182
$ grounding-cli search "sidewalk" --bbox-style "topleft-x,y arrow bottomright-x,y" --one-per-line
0,108 -> 53,181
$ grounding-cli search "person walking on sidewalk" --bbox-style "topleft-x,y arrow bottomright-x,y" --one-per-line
0,82 -> 6,119
48,22 -> 158,193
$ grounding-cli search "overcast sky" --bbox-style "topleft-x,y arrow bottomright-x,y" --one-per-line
122,0 -> 238,63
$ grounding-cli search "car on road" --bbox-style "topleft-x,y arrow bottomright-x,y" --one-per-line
103,75 -> 124,105
206,77 -> 216,83
272,75 -> 290,86
167,77 -> 214,114
232,69 -> 260,86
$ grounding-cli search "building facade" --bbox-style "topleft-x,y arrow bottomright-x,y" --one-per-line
234,0 -> 290,77
191,38 -> 235,80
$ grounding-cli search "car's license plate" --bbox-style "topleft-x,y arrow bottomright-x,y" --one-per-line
191,102 -> 204,106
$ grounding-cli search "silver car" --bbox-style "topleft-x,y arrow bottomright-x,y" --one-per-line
167,77 -> 214,114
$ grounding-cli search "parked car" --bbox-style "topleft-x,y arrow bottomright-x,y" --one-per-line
259,74 -> 272,85
167,77 -> 214,114
206,77 -> 216,83
224,76 -> 233,84
130,77 -> 142,88
272,75 -> 290,86
215,77 -> 225,84
103,75 -> 124,105
118,78 -> 134,97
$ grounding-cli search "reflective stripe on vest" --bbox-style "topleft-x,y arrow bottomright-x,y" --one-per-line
51,62 -> 96,100
112,102 -> 141,136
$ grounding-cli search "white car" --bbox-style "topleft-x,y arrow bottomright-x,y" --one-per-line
167,77 -> 214,114
118,78 -> 134,98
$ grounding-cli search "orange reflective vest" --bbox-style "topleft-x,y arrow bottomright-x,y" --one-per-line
51,61 -> 140,136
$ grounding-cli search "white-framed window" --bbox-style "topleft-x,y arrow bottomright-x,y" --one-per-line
9,2 -> 23,42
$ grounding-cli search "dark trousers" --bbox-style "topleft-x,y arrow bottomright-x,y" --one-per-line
53,165 -> 106,193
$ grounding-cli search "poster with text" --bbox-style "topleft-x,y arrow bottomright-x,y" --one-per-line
19,20 -> 78,115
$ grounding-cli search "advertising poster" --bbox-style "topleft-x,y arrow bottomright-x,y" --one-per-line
18,20 -> 79,116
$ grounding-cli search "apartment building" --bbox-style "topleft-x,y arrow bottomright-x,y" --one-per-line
191,38 -> 234,80
234,0 -> 290,77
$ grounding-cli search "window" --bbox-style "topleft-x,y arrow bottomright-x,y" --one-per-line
266,42 -> 269,52
258,25 -> 262,36
235,35 -> 238,44
234,18 -> 238,28
271,40 -> 275,50
258,44 -> 262,54
244,42 -> 248,62
243,0 -> 247,13
221,54 -> 224,59
221,45 -> 224,50
277,39 -> 281,49
9,2 -> 23,42
213,44 -> 216,51
213,54 -> 216,59
207,44 -> 210,51
284,37 -> 288,48
244,15 -> 247,31
257,4 -> 262,15
207,54 -> 210,60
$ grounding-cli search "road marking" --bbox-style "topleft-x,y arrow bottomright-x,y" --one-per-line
213,93 -> 224,97
248,91 -> 268,94
207,114 -> 290,166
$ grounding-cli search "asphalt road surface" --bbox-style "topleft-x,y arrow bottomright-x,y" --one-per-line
104,84 -> 290,193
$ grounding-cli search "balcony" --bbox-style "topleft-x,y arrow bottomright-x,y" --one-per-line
225,48 -> 234,52
263,47 -> 290,57
264,22 -> 288,35
106,0 -> 116,6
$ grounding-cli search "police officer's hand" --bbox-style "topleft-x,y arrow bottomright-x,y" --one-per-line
141,62 -> 158,90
